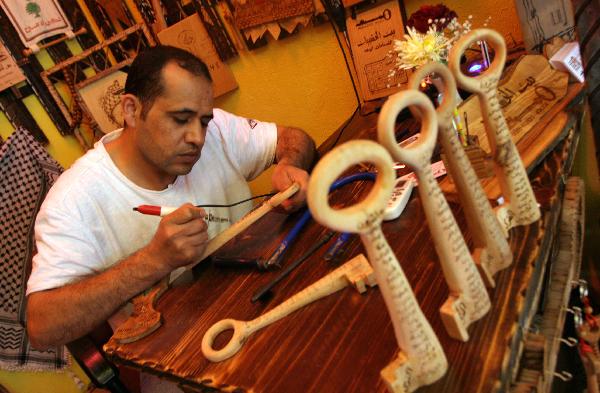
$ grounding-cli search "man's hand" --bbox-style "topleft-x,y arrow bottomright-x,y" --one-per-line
272,163 -> 309,212
144,204 -> 209,272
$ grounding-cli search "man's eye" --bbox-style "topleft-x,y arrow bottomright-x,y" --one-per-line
173,116 -> 190,124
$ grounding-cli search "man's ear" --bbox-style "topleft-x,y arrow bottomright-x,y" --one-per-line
121,94 -> 140,128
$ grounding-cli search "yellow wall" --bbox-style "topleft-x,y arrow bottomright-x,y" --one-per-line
0,2 -> 523,392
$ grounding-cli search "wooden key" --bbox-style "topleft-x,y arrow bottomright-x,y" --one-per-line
378,90 -> 490,341
308,140 -> 447,392
201,253 -> 377,362
110,184 -> 300,344
448,28 -> 541,231
407,62 -> 512,287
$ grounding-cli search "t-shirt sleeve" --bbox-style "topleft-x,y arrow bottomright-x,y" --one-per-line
209,108 -> 278,181
26,205 -> 104,295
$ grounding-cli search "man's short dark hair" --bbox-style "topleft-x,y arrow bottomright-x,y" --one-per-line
124,45 -> 212,117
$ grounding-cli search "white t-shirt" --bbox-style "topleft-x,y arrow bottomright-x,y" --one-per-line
27,108 -> 277,297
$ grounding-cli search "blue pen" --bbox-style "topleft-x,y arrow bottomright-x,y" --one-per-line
324,232 -> 352,260
262,172 -> 376,269
262,208 -> 312,268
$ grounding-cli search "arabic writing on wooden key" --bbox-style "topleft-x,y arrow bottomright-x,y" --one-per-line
407,61 -> 512,287
448,28 -> 541,231
308,140 -> 447,392
377,90 -> 491,342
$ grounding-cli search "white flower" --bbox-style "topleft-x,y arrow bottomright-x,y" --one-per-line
388,14 -> 491,79
391,26 -> 453,70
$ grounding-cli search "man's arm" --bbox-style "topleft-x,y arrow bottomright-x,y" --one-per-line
27,204 -> 208,349
271,125 -> 317,211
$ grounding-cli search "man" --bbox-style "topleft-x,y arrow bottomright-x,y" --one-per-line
26,46 -> 316,351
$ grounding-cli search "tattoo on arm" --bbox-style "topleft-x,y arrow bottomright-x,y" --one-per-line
275,126 -> 316,170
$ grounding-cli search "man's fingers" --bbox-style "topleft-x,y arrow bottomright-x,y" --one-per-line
165,203 -> 206,224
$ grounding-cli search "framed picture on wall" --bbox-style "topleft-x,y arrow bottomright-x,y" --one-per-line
77,69 -> 127,134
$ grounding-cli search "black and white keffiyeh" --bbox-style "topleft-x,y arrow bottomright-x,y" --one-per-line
0,127 -> 66,371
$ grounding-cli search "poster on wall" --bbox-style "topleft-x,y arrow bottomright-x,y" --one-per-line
77,70 -> 127,135
158,14 -> 238,98
0,41 -> 25,91
514,0 -> 575,53
0,0 -> 74,53
346,1 -> 408,102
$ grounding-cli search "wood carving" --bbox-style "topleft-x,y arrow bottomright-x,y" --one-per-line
110,184 -> 300,344
377,90 -> 491,341
40,23 -> 155,133
307,140 -> 447,392
407,62 -> 512,287
448,29 -> 541,232
201,253 -> 376,362
454,55 -> 568,157
540,176 -> 584,386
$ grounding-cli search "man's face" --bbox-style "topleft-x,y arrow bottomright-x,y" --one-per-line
134,62 -> 214,179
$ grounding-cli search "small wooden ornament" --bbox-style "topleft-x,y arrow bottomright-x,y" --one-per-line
307,140 -> 447,392
448,28 -> 541,231
201,253 -> 376,362
378,90 -> 490,341
407,62 -> 512,287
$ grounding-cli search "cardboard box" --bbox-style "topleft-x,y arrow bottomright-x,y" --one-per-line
549,41 -> 585,82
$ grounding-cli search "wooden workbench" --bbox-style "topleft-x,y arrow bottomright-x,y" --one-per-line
104,84 -> 585,393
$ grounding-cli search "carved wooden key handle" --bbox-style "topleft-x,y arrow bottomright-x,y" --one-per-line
307,140 -> 447,392
201,254 -> 376,362
378,90 -> 490,342
407,61 -> 512,287
448,28 -> 541,231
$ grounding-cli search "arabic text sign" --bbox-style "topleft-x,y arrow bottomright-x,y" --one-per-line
459,55 -> 568,155
0,41 -> 25,92
346,1 -> 407,101
0,0 -> 73,50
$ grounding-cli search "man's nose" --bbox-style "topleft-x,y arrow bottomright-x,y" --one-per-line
185,122 -> 205,147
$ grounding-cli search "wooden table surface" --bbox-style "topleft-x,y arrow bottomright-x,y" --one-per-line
104,88 -> 583,393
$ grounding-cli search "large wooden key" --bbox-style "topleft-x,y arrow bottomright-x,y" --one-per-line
448,28 -> 541,231
201,253 -> 376,362
407,62 -> 512,287
110,184 -> 300,344
308,140 -> 447,392
378,90 -> 490,341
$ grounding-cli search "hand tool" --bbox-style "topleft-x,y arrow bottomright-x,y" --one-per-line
251,231 -> 335,302
109,183 -> 299,344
